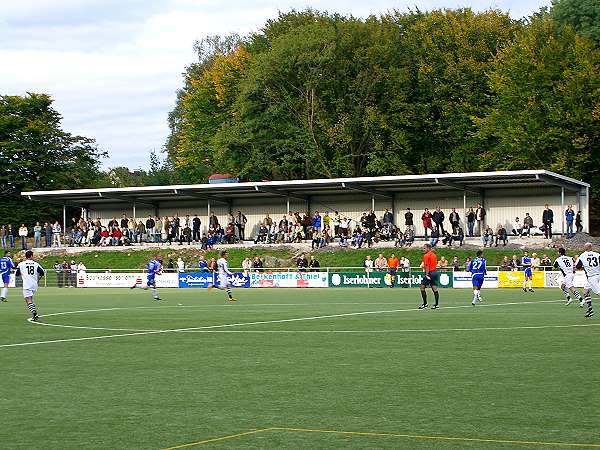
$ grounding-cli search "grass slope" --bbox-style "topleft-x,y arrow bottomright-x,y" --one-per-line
1,287 -> 598,449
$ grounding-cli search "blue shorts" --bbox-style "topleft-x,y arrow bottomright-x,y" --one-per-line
1,273 -> 10,285
472,274 -> 484,288
146,275 -> 156,286
524,268 -> 532,278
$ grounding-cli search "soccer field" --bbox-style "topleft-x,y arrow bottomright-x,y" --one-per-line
1,287 -> 599,449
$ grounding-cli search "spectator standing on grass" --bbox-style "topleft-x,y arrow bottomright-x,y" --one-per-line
241,257 -> 251,274
309,256 -> 320,272
364,255 -> 374,274
207,258 -> 217,272
54,260 -> 63,288
177,257 -> 185,273
542,204 -> 554,239
198,255 -> 209,272
575,211 -> 583,233
405,208 -> 414,234
452,256 -> 461,271
565,206 -> 575,238
510,255 -> 519,271
296,253 -> 308,272
432,207 -> 445,234
541,254 -> 552,270
449,208 -> 460,232
52,221 -> 61,248
421,208 -> 432,238
466,207 -> 475,237
0,225 -> 5,249
531,253 -> 541,271
69,260 -> 77,287
400,256 -> 411,271
375,253 -> 387,272
77,261 -> 87,276
475,203 -> 486,236
253,256 -> 265,272
500,256 -> 510,271
33,222 -> 42,248
7,224 -> 15,249
235,210 -> 247,241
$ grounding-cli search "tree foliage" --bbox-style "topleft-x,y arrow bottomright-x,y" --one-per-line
0,93 -> 105,225
552,0 -> 600,45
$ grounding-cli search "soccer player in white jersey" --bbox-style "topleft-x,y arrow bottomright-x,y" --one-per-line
208,250 -> 236,302
575,242 -> 598,318
15,250 -> 44,321
554,247 -> 583,306
0,250 -> 15,302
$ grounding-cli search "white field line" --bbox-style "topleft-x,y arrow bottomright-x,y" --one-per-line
0,299 -> 581,348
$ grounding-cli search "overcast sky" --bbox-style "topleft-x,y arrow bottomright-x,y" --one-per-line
1,0 -> 552,170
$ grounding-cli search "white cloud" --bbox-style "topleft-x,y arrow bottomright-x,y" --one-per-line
1,0 -> 551,170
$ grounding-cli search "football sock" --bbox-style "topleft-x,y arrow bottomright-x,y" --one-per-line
226,287 -> 233,299
586,300 -> 593,311
151,289 -> 158,299
561,287 -> 571,300
573,290 -> 583,301
27,302 -> 37,316
433,291 -> 439,306
522,280 -> 527,289
420,290 -> 427,304
472,290 -> 478,304
528,280 -> 533,289
1,287 -> 7,298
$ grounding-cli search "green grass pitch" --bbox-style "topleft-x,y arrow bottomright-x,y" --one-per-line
1,287 -> 599,449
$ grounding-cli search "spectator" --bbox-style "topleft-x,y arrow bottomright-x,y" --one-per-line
166,259 -> 175,272
400,256 -> 410,271
33,222 -> 42,248
464,256 -> 472,268
253,256 -> 264,272
495,225 -> 507,247
451,256 -> 460,271
54,260 -> 64,288
207,258 -> 217,272
323,212 -> 331,231
18,224 -> 28,250
482,224 -> 494,247
339,217 -> 349,241
565,206 -> 575,238
241,257 -> 252,274
432,207 -> 445,234
296,253 -> 308,272
466,207 -> 475,237
44,222 -> 52,247
531,253 -> 541,271
235,210 -> 247,241
366,210 -> 376,233
510,254 -> 519,271
111,226 -> 123,246
154,216 -> 163,244
198,255 -> 209,272
77,261 -> 87,275
523,213 -> 534,236
312,211 -> 322,233
177,257 -> 185,273
52,221 -> 61,247
312,230 -> 324,250
541,254 -> 552,270
179,225 -> 192,245
404,227 -> 414,247
394,229 -> 405,248
192,215 -> 201,242
430,225 -> 440,248
364,255 -> 374,273
475,203 -> 486,236
309,255 -> 320,272
6,224 -> 14,248
268,222 -> 278,244
332,211 -> 340,237
254,222 -> 268,244
0,225 -> 5,249
452,226 -> 464,246
449,208 -> 460,232
108,217 -> 118,228
351,226 -> 364,249
500,256 -> 511,271
542,204 -> 553,239
512,217 -> 523,236
69,260 -> 77,287
375,253 -> 387,272
575,211 -> 583,233
225,223 -> 236,244
405,208 -> 414,234
61,259 -> 69,287
421,208 -> 432,238
441,230 -> 453,247
438,256 -> 448,270
382,208 -> 393,226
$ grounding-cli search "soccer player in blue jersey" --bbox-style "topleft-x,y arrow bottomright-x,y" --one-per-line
131,255 -> 163,301
522,250 -> 534,292
0,251 -> 15,302
468,250 -> 486,305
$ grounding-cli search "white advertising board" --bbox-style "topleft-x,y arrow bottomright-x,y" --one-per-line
452,271 -> 499,289
78,272 -> 179,288
249,271 -> 329,288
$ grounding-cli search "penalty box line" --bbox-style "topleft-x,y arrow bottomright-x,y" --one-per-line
162,426 -> 600,449
0,299 -> 568,348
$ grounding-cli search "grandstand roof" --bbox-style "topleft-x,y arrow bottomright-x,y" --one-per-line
21,170 -> 589,207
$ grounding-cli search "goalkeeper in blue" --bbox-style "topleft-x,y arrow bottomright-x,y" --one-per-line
468,250 -> 487,306
131,255 -> 163,301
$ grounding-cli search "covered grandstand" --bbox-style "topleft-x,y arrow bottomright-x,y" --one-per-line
21,170 -> 590,237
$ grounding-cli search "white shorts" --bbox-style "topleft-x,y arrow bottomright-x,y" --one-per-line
218,275 -> 229,288
586,276 -> 600,295
560,273 -> 575,289
23,288 -> 37,298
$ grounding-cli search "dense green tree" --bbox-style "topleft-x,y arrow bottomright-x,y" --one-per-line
552,0 -> 600,45
0,93 -> 105,225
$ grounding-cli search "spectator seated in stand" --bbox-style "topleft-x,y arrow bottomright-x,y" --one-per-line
179,225 -> 192,245
482,225 -> 494,247
430,226 -> 440,248
225,223 -> 236,244
523,213 -> 534,236
351,226 -> 364,248
267,223 -> 278,243
394,229 -> 405,248
254,223 -> 268,244
404,227 -> 414,247
495,225 -> 508,247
